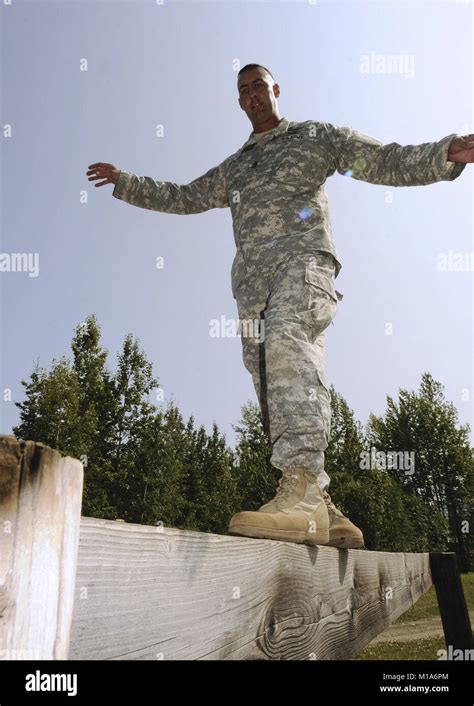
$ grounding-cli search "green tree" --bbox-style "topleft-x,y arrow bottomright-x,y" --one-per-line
71,315 -> 116,463
14,356 -> 84,453
367,372 -> 472,570
13,316 -> 241,532
14,317 -> 160,519
180,420 -> 238,534
231,401 -> 278,511
118,403 -> 189,527
325,386 -> 447,552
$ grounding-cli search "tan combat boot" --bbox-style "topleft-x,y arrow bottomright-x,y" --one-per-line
322,490 -> 365,549
228,469 -> 330,546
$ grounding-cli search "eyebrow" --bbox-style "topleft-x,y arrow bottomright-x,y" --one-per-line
238,78 -> 266,91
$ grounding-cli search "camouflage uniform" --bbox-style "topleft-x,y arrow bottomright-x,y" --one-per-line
112,117 -> 466,488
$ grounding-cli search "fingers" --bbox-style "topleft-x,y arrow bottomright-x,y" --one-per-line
86,165 -> 110,177
87,162 -> 113,170
450,136 -> 473,152
86,163 -> 117,187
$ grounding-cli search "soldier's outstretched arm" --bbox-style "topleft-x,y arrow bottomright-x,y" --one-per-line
86,160 -> 229,214
321,122 -> 470,187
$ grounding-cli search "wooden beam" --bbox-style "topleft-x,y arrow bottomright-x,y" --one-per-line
0,435 -> 440,661
0,435 -> 83,660
69,517 -> 432,660
430,552 -> 473,651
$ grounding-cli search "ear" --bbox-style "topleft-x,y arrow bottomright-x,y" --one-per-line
273,83 -> 280,98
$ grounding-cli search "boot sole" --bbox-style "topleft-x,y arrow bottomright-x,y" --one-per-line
228,524 -> 329,546
326,536 -> 365,549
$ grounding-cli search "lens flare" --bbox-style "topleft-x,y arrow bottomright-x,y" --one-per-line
299,205 -> 314,220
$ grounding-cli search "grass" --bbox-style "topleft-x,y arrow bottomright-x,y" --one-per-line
355,637 -> 447,661
355,573 -> 473,661
394,572 -> 473,623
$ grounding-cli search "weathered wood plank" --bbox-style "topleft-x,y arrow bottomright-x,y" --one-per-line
69,517 -> 432,660
0,435 -> 436,661
0,435 -> 83,660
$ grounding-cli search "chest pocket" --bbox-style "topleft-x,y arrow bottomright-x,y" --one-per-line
269,132 -> 325,190
226,148 -> 260,195
226,131 -> 326,194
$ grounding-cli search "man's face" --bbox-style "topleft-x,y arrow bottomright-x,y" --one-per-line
237,68 -> 280,127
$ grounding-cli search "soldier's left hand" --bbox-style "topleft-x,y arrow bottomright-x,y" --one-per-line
447,135 -> 474,163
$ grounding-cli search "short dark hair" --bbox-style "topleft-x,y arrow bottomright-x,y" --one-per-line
237,64 -> 274,82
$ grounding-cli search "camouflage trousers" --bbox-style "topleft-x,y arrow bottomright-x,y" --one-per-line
234,250 -> 341,490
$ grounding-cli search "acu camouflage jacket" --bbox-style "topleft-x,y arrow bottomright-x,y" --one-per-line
112,117 -> 466,298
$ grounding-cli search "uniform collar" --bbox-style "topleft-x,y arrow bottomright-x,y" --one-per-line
240,116 -> 290,151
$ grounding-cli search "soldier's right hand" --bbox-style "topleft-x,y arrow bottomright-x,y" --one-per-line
86,162 -> 121,187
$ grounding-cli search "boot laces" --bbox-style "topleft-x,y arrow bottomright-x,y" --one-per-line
323,490 -> 347,518
274,472 -> 300,503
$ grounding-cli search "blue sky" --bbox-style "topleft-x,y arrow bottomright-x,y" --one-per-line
1,0 -> 472,447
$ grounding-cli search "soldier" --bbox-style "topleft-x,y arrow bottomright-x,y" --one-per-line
86,63 -> 471,550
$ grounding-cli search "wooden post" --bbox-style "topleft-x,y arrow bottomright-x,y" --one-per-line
0,435 -> 83,660
429,552 -> 473,651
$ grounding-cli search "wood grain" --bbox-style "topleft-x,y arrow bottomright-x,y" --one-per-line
69,517 -> 432,660
0,435 -> 83,660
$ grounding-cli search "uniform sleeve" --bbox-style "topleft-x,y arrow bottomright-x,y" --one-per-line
322,122 -> 466,186
112,159 -> 229,213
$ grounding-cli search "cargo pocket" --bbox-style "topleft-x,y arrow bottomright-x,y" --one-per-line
231,250 -> 247,299
303,264 -> 339,339
315,368 -> 332,443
